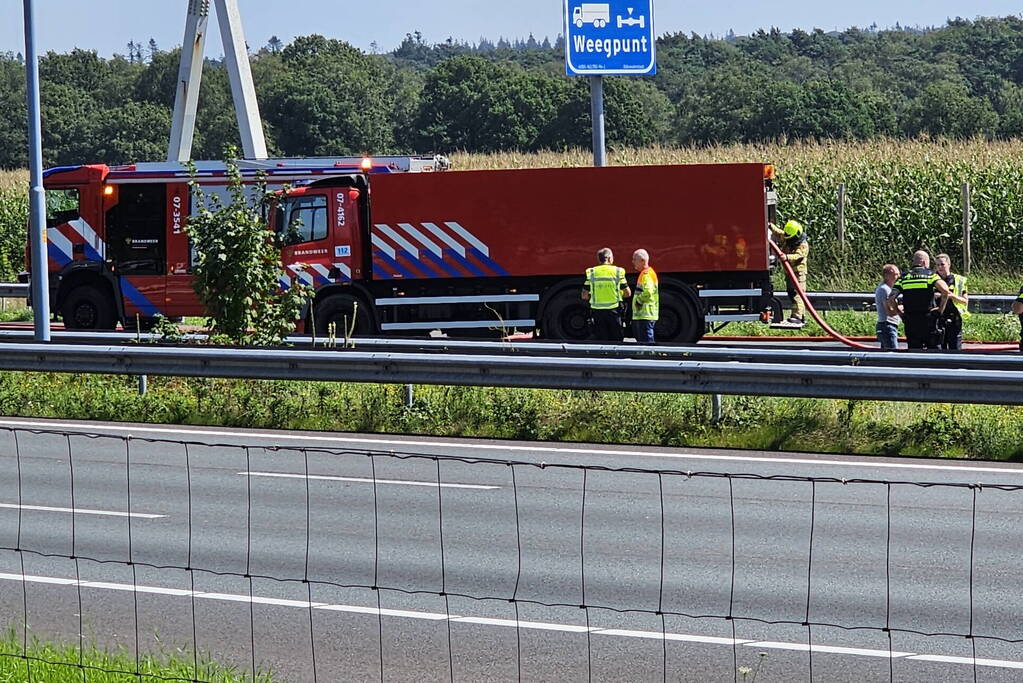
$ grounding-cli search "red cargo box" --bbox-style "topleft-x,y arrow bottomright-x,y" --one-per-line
368,163 -> 769,279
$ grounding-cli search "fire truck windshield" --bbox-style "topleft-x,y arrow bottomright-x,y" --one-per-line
278,195 -> 328,246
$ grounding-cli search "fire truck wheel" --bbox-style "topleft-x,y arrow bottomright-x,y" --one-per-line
314,295 -> 375,337
541,289 -> 591,341
656,290 -> 702,343
61,285 -> 117,331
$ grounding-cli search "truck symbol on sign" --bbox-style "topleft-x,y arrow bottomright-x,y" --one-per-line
574,3 -> 611,28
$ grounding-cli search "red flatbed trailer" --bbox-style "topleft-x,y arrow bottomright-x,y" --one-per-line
32,158 -> 777,342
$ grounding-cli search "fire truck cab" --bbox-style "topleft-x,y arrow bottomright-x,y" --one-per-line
32,156 -> 446,331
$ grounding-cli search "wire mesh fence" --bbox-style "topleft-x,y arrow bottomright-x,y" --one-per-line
0,425 -> 1020,681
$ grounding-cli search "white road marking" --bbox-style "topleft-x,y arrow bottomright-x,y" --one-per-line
319,604 -> 450,621
597,629 -> 749,646
1,418 -> 1021,477
0,503 -> 164,519
746,641 -> 915,658
0,571 -> 1020,671
907,654 -> 1023,669
239,471 -> 499,490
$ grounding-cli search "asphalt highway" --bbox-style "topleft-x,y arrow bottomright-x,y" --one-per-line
0,417 -> 1021,682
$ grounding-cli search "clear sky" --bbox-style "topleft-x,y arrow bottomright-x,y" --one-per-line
1,1 -> 1020,57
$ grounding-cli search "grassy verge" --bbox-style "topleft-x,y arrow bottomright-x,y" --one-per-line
0,633 -> 272,682
713,310 -> 1023,341
801,268 -> 1023,296
772,265 -> 1023,297
2,373 -> 1022,460
0,306 -> 31,322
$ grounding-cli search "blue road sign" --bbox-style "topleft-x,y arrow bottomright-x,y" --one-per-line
564,0 -> 656,76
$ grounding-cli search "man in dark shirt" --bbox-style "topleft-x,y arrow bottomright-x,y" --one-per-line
1013,286 -> 1023,352
886,251 -> 951,350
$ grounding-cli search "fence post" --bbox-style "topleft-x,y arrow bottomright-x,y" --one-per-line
836,183 -> 846,248
961,182 -> 972,274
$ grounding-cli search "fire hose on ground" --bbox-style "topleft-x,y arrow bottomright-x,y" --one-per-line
768,240 -> 1018,352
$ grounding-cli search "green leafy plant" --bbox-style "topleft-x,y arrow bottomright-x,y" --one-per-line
151,314 -> 185,344
186,150 -> 311,345
0,190 -> 28,282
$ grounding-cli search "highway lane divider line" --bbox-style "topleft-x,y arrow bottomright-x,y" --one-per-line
910,654 -> 1023,668
0,503 -> 164,519
0,571 -> 1020,671
2,418 -> 1023,476
238,471 -> 500,490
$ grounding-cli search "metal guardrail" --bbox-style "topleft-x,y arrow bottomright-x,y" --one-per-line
0,282 -> 28,298
0,341 -> 1021,405
298,337 -> 1023,371
0,331 -> 1019,370
778,291 -> 1018,314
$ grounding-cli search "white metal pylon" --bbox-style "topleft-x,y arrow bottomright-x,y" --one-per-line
167,0 -> 268,162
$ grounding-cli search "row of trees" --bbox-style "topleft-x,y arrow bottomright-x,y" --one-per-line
2,16 -> 1023,168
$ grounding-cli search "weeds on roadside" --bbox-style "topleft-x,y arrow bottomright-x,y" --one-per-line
0,630 -> 275,682
0,373 -> 1018,459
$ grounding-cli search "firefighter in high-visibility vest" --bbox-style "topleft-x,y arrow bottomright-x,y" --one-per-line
631,248 -> 659,343
582,247 -> 631,342
934,253 -> 969,350
769,219 -> 810,326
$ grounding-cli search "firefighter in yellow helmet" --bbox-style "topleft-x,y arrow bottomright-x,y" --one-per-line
770,219 -> 810,326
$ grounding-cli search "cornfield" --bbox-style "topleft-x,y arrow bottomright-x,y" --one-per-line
2,139 -> 1021,284
0,171 -> 27,282
455,138 -> 1023,279
0,169 -> 26,192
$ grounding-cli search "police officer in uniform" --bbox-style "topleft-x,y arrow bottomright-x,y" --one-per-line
583,247 -> 631,342
934,253 -> 969,350
1013,285 -> 1023,352
886,250 -> 951,350
769,220 -> 810,326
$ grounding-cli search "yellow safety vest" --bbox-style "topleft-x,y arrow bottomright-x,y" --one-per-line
585,264 -> 626,310
633,267 -> 659,321
950,273 -> 971,319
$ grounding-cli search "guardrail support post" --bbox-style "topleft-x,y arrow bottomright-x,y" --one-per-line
711,393 -> 723,424
836,183 -> 845,248
138,374 -> 148,396
403,383 -> 414,408
962,182 -> 972,274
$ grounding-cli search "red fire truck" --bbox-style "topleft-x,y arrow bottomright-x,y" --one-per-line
31,156 -> 778,342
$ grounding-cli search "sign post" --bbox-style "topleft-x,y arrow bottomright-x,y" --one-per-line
589,75 -> 606,167
22,0 -> 50,341
564,0 -> 656,167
